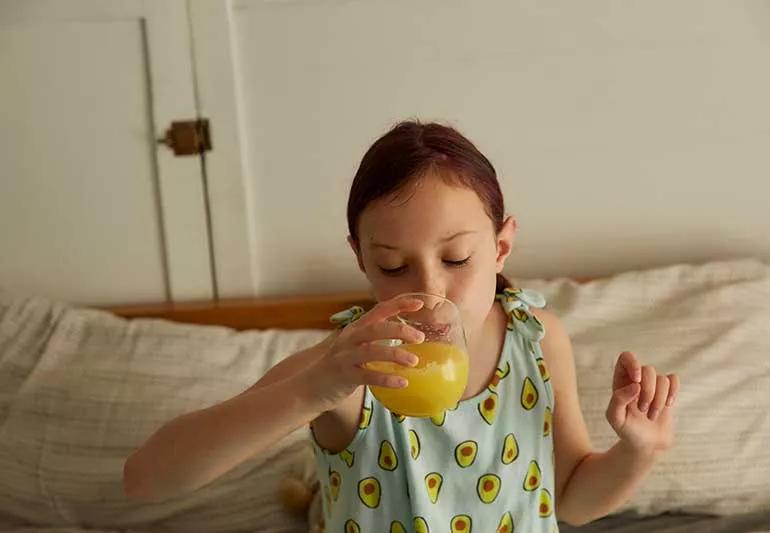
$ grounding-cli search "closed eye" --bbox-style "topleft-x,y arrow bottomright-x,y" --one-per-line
379,265 -> 407,276
444,257 -> 471,267
379,256 -> 471,276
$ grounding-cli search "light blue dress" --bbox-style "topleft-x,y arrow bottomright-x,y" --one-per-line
314,288 -> 558,533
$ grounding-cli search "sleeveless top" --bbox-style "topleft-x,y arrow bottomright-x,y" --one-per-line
313,288 -> 558,533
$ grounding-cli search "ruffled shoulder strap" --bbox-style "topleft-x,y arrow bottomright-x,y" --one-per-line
329,305 -> 365,329
495,287 -> 547,342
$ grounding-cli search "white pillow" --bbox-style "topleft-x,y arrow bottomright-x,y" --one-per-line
0,292 -> 326,532
516,257 -> 770,515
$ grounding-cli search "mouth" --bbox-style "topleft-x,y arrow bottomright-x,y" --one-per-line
399,318 -> 451,340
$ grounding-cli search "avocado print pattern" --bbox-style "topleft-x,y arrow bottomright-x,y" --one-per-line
536,357 -> 550,382
488,361 -> 511,392
329,469 -> 342,501
425,472 -> 443,504
478,391 -> 499,425
312,287 -> 556,532
501,433 -> 519,465
378,440 -> 398,471
430,411 -> 446,426
359,404 -> 372,429
543,407 -> 553,437
497,512 -> 513,533
409,429 -> 421,460
455,440 -> 478,468
357,477 -> 381,508
451,515 -> 472,532
523,460 -> 542,492
521,377 -> 539,410
340,449 -> 354,468
477,473 -> 501,504
539,489 -> 554,517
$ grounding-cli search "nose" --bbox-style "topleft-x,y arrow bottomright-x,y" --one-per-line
413,263 -> 445,298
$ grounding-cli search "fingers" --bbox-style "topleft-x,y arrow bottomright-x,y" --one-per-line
637,365 -> 657,413
613,351 -> 641,390
647,375 -> 670,421
606,382 -> 640,430
666,373 -> 680,407
345,320 -> 425,346
636,367 -> 680,420
337,344 -> 419,388
357,368 -> 409,389
355,297 -> 424,328
346,344 -> 419,368
608,353 -> 681,429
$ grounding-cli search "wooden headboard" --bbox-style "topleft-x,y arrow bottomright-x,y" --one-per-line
106,279 -> 590,331
107,292 -> 375,330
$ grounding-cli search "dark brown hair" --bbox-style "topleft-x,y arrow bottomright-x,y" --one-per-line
347,120 -> 512,292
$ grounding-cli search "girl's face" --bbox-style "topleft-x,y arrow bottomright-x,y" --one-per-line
350,171 -> 516,337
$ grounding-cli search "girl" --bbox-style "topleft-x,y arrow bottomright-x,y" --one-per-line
124,121 -> 679,531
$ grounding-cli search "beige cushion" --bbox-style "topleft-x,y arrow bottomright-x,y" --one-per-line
0,293 -> 326,532
517,257 -> 770,515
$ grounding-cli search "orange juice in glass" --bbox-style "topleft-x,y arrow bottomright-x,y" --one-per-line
368,293 -> 469,418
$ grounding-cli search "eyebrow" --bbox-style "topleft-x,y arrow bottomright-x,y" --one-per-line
370,230 -> 478,250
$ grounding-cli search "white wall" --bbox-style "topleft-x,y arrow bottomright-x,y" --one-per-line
232,0 -> 770,296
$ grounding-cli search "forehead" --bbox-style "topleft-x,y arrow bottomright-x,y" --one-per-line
357,173 -> 492,246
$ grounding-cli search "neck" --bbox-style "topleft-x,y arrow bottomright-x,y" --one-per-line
467,298 -> 505,352
462,298 -> 507,398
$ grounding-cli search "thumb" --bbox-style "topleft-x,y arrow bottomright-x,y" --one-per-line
606,382 -> 641,430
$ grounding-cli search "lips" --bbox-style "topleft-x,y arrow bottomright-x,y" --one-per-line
412,321 -> 451,339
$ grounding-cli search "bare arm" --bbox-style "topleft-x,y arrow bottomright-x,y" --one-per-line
533,309 -> 678,526
123,339 -> 331,502
124,297 -> 427,503
555,438 -> 659,525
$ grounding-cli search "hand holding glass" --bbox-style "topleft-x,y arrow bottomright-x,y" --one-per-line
367,293 -> 469,417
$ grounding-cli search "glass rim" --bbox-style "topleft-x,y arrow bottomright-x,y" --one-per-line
392,292 -> 459,309
391,292 -> 466,345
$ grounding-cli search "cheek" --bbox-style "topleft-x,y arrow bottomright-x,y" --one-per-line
448,263 -> 498,328
365,272 -> 410,303
358,255 -> 397,300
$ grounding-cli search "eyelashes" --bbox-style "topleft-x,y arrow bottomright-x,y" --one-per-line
379,265 -> 407,276
378,257 -> 472,276
444,257 -> 471,267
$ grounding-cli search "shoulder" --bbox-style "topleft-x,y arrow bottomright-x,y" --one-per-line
530,307 -> 566,340
497,286 -> 574,372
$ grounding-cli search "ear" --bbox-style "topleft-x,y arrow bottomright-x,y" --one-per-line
495,216 -> 517,273
347,235 -> 366,273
